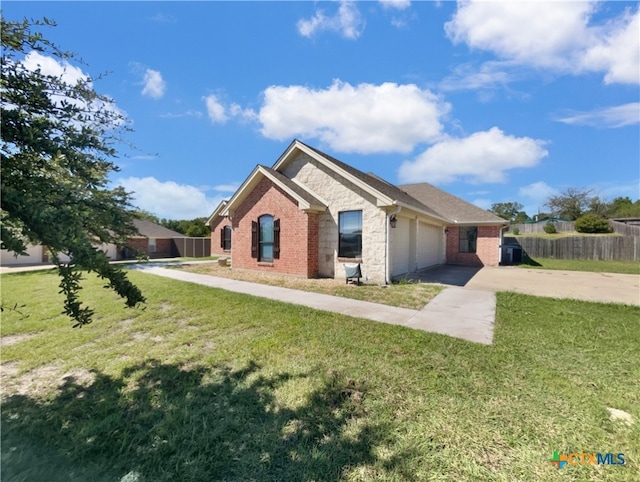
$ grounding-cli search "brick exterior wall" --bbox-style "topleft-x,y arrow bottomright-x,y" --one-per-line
231,177 -> 319,277
125,237 -> 174,259
445,225 -> 501,266
210,217 -> 233,256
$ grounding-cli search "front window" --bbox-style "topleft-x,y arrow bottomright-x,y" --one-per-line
259,215 -> 274,262
148,238 -> 156,253
339,210 -> 362,258
222,226 -> 232,251
459,226 -> 477,253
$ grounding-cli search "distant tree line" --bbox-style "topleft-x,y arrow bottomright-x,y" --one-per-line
489,190 -> 640,224
132,210 -> 210,237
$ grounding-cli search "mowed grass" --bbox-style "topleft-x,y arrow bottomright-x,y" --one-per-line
1,270 -> 639,482
174,262 -> 443,310
520,256 -> 640,275
512,232 -> 622,239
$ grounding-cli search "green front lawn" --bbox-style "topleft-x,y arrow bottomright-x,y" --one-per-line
520,256 -> 640,275
2,271 -> 638,481
174,262 -> 443,310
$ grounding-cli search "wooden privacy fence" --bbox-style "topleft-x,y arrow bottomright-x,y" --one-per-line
507,236 -> 639,261
509,221 -> 575,233
172,237 -> 211,258
610,220 -> 640,237
511,220 -> 640,236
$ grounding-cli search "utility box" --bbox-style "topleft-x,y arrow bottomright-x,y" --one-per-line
501,245 -> 523,265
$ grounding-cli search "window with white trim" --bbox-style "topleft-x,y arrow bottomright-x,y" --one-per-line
338,210 -> 362,258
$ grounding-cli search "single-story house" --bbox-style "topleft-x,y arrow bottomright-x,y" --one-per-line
1,220 -> 194,265
207,140 -> 507,284
121,219 -> 186,259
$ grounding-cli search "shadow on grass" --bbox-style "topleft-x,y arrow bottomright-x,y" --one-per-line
519,254 -> 542,267
2,360 -> 410,481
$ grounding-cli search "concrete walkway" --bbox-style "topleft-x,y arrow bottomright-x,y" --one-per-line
467,266 -> 640,306
407,264 -> 640,306
135,266 -> 496,345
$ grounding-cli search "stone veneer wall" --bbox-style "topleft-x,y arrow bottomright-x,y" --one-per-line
231,176 -> 318,277
209,217 -> 233,256
282,153 -> 388,284
445,225 -> 501,266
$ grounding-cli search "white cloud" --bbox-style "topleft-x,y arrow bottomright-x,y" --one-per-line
212,183 -> 240,193
141,69 -> 166,99
22,51 -> 86,84
229,103 -> 258,122
438,60 -> 519,92
149,13 -> 176,23
398,127 -> 548,184
555,102 -> 640,128
118,177 -> 222,219
518,181 -> 558,202
581,9 -> 640,85
595,180 -> 640,200
258,80 -> 449,154
19,51 -> 126,124
297,1 -> 365,39
380,0 -> 411,11
159,110 -> 203,119
517,181 -> 559,215
445,1 -> 639,85
204,94 -> 228,123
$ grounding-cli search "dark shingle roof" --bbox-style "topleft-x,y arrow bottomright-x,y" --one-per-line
298,142 -> 445,220
399,183 -> 506,224
132,219 -> 186,238
296,141 -> 504,225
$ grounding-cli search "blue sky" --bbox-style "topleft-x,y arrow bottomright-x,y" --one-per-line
5,1 -> 639,219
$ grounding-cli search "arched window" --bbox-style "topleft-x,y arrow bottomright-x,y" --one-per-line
251,215 -> 280,262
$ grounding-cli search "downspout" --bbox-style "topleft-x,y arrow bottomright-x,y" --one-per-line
499,224 -> 508,265
385,205 -> 402,284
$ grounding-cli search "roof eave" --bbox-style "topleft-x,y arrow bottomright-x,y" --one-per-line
205,200 -> 228,226
221,165 -> 327,217
376,200 -> 451,224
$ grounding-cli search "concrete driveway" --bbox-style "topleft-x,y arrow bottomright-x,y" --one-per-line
411,265 -> 640,306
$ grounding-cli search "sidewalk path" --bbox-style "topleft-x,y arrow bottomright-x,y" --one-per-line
135,266 -> 496,345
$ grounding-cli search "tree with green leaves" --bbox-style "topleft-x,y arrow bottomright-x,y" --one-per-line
489,202 -> 525,222
1,17 -> 145,326
608,196 -> 640,218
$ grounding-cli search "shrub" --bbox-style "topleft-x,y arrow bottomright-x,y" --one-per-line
512,227 -> 520,235
543,222 -> 557,234
575,214 -> 611,233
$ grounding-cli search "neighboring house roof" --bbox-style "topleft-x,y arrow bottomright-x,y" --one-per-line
399,183 -> 506,225
132,219 -> 186,238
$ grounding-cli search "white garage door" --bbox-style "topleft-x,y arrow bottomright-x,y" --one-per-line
417,222 -> 443,269
390,217 -> 411,277
98,243 -> 118,260
1,245 -> 43,265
